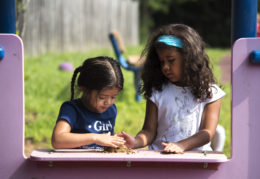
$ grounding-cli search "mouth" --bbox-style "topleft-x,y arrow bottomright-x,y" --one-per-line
165,73 -> 173,78
100,107 -> 108,111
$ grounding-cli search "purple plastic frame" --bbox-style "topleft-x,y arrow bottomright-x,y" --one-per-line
1,34 -> 260,178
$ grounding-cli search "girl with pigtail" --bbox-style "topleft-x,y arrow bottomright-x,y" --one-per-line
52,56 -> 125,149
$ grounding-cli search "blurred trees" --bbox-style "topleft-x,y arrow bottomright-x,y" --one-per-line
139,0 -> 172,43
16,0 -> 27,37
139,0 -> 231,47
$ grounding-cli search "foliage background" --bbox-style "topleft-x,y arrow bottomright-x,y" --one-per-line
139,0 -> 231,47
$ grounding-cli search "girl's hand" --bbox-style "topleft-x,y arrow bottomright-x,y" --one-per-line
161,142 -> 185,154
95,133 -> 125,148
117,131 -> 135,148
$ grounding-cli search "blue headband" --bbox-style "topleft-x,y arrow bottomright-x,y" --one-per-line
157,35 -> 183,48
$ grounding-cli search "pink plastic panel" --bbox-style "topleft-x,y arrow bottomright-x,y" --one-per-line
1,34 -> 260,178
30,149 -> 227,163
0,34 -> 24,179
231,38 -> 260,179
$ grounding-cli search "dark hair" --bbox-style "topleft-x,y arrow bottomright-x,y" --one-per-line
70,56 -> 124,100
141,24 -> 216,101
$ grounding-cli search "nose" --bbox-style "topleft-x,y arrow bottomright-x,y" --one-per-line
104,98 -> 112,106
162,62 -> 169,71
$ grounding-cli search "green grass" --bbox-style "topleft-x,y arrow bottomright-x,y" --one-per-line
24,47 -> 231,157
206,49 -> 231,157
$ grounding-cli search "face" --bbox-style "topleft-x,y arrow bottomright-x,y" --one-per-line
156,47 -> 183,84
81,87 -> 120,113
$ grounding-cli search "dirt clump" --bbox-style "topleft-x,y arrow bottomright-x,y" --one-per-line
104,145 -> 135,154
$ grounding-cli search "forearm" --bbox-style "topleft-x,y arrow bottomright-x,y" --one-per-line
133,130 -> 155,149
132,99 -> 158,149
52,132 -> 98,149
178,129 -> 213,151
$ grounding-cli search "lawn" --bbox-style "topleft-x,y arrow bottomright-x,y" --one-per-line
24,46 -> 231,157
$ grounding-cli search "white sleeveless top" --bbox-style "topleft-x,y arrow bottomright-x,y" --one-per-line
149,83 -> 225,151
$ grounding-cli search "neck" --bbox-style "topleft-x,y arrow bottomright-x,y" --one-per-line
171,81 -> 187,87
80,96 -> 96,113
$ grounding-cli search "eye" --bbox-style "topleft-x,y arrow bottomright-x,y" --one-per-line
168,59 -> 175,63
98,96 -> 106,100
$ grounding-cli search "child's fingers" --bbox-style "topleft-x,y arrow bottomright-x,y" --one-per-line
112,135 -> 126,143
108,143 -> 119,148
112,131 -> 134,148
115,133 -> 123,137
111,138 -> 126,147
162,142 -> 175,152
115,131 -> 123,137
161,142 -> 168,147
116,131 -> 129,138
162,142 -> 173,150
161,142 -> 184,154
121,131 -> 131,138
104,138 -> 125,148
115,140 -> 125,146
116,137 -> 126,143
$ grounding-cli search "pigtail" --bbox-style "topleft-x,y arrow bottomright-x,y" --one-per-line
70,66 -> 82,100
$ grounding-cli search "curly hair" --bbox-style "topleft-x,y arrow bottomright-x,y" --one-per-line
141,24 -> 216,101
70,56 -> 124,100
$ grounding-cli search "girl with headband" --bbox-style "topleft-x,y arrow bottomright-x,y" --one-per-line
119,24 -> 225,153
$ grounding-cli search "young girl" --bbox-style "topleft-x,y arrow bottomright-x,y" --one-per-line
52,56 -> 126,149
120,24 -> 225,153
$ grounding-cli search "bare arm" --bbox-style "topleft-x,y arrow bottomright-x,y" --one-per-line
163,99 -> 222,153
133,99 -> 158,148
51,120 -> 125,149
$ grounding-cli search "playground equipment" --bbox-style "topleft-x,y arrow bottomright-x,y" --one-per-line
0,46 -> 4,59
0,0 -> 16,34
2,29 -> 260,179
1,0 -> 260,178
250,50 -> 260,63
109,30 -> 143,102
231,0 -> 258,43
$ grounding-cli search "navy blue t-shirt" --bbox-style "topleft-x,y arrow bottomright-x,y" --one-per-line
57,99 -> 117,149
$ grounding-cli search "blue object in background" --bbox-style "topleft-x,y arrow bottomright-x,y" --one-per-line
250,50 -> 260,64
232,0 -> 258,44
109,33 -> 142,102
0,47 -> 4,60
0,0 -> 16,33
